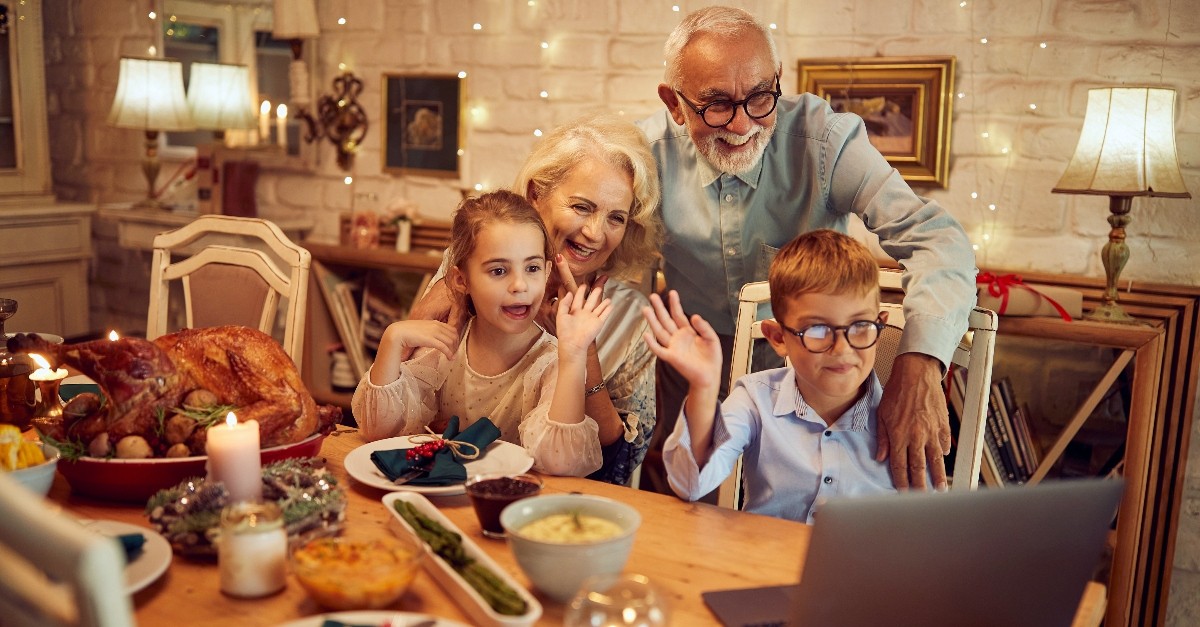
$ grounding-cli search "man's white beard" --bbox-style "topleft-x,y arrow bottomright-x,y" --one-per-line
695,121 -> 775,175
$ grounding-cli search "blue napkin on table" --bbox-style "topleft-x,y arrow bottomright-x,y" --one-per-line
370,416 -> 500,486
116,533 -> 145,563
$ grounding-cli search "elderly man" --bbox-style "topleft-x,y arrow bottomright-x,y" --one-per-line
637,6 -> 976,490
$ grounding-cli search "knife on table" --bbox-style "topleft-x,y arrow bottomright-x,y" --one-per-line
391,468 -> 428,486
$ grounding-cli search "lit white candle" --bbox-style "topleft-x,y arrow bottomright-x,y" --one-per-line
205,412 -> 262,502
28,354 -> 67,381
218,501 -> 287,598
259,100 -> 271,145
276,103 -> 288,150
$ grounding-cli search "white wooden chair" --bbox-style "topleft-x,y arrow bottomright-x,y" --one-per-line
147,215 -> 312,369
0,473 -> 134,627
715,270 -> 998,508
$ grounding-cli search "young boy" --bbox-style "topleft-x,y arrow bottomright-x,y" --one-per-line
643,229 -> 918,523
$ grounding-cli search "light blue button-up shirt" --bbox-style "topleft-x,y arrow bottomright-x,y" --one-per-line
663,369 -> 923,523
637,94 -> 976,368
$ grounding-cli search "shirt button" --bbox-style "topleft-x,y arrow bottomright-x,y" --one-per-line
823,476 -> 833,484
726,247 -> 736,257
824,430 -> 832,437
724,194 -> 734,203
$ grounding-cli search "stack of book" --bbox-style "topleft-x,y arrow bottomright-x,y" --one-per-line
947,369 -> 1043,487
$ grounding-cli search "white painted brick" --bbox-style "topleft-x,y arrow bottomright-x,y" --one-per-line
616,2 -> 686,36
1047,0 -> 1177,38
971,0 -> 1050,37
913,0 -> 972,34
610,38 -> 668,71
854,2 -> 913,36
784,2 -> 855,36
543,36 -> 608,70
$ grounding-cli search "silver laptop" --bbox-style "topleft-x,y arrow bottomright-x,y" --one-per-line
789,478 -> 1122,627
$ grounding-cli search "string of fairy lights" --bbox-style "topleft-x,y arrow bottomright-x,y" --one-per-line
142,0 -> 1179,238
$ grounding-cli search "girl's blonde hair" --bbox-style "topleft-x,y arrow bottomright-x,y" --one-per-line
447,190 -> 551,309
513,112 -> 663,280
768,230 -> 879,320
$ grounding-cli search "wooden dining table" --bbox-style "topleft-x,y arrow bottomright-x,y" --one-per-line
46,430 -> 1106,626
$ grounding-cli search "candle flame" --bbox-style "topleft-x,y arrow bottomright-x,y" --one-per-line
225,412 -> 238,427
30,353 -> 50,369
260,100 -> 271,115
277,103 -> 287,118
108,330 -> 120,341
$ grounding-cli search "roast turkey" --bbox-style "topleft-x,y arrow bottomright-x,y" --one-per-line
6,325 -> 341,455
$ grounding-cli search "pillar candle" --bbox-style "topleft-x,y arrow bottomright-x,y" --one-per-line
205,412 -> 262,502
259,100 -> 271,145
276,103 -> 288,151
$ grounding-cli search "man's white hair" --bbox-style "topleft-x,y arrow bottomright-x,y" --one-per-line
662,6 -> 780,88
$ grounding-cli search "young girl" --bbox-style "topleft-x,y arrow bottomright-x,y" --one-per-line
351,190 -> 611,476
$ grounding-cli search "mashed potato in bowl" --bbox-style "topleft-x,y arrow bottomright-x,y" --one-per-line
517,513 -> 624,543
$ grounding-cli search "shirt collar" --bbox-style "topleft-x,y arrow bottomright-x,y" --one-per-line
776,370 -> 882,430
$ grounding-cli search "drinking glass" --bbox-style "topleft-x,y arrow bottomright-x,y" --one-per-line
564,572 -> 670,627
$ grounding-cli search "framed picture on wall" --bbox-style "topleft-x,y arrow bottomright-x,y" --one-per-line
797,56 -> 955,188
382,73 -> 465,177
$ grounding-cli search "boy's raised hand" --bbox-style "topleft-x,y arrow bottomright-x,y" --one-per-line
642,291 -> 722,390
554,284 -> 612,355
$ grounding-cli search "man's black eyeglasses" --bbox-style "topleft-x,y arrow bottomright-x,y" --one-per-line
674,74 -> 782,128
778,318 -> 886,353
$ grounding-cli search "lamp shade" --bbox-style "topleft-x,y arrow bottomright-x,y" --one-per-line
273,0 -> 320,39
1052,87 -> 1190,198
108,57 -> 195,131
186,63 -> 257,131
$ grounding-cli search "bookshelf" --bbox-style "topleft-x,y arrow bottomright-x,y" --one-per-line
300,241 -> 446,408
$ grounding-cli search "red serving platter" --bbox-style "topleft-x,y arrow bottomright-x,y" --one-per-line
56,433 -> 327,503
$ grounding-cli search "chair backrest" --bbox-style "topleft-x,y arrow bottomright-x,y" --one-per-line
0,473 -> 134,627
717,270 -> 997,508
147,215 -> 312,368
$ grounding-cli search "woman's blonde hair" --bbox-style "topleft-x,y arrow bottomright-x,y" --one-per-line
447,190 -> 551,309
513,112 -> 662,280
768,230 -> 879,320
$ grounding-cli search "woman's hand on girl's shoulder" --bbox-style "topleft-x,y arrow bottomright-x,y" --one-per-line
554,284 -> 612,355
380,319 -> 460,361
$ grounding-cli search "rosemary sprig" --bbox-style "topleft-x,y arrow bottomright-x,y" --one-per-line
177,403 -> 239,430
38,432 -> 88,461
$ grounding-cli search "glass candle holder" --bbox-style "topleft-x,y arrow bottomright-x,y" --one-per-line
218,501 -> 287,598
565,573 -> 670,627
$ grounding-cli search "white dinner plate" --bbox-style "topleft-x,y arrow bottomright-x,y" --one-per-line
276,611 -> 470,627
80,519 -> 172,594
344,436 -> 534,496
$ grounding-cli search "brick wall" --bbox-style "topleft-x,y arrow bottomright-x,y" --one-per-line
42,1 -> 1200,623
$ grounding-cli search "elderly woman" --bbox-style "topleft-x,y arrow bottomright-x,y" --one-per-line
409,113 -> 663,486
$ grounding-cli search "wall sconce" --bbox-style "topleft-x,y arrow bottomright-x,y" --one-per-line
1051,87 -> 1191,324
296,72 -> 368,171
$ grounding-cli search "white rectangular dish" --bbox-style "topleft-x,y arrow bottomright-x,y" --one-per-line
382,492 -> 542,627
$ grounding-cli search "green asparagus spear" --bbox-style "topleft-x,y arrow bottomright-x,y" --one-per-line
392,500 -> 528,615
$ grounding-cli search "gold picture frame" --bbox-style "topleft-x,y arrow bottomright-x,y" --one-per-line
797,56 -> 955,188
382,73 -> 466,178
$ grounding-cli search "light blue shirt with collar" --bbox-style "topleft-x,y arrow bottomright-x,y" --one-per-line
636,93 -> 976,368
663,369 -> 923,523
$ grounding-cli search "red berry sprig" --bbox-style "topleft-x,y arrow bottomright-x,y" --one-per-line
405,438 -> 447,463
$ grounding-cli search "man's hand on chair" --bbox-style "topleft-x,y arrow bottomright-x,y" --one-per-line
876,352 -> 951,491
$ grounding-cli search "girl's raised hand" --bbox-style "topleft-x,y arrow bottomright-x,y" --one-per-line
554,284 -> 612,354
641,290 -> 722,389
537,253 -> 610,336
380,319 -> 461,362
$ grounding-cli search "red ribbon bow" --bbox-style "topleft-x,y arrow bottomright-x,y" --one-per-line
976,272 -> 1073,322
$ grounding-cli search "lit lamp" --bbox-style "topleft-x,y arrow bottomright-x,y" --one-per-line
108,57 -> 195,210
1052,87 -> 1191,324
186,62 -> 257,142
272,0 -> 320,110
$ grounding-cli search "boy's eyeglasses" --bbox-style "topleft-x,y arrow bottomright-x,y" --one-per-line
778,318 -> 886,353
673,74 -> 782,128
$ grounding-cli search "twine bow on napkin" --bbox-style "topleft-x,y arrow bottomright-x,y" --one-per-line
977,272 -> 1073,322
370,416 -> 500,487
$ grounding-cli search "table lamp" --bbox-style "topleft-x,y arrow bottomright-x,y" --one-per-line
273,0 -> 320,110
186,62 -> 257,142
1052,87 -> 1191,324
107,57 -> 195,210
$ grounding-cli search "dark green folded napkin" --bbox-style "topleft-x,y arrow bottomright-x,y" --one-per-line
116,533 -> 145,563
370,416 -> 501,486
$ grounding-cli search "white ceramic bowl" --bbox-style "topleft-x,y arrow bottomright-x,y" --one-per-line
9,442 -> 60,496
500,493 -> 641,603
